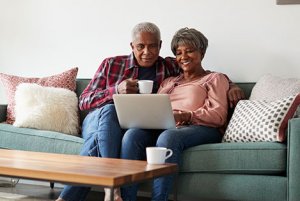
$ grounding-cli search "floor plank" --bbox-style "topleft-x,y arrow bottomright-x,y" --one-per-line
0,182 -> 152,201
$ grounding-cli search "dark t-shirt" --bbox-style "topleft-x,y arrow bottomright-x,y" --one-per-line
138,66 -> 158,93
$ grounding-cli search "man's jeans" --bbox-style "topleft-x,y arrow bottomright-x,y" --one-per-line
59,104 -> 122,201
120,125 -> 222,201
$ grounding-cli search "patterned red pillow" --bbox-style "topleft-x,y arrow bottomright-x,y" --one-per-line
0,67 -> 78,124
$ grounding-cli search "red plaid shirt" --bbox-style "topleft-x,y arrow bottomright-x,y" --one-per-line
79,53 -> 179,111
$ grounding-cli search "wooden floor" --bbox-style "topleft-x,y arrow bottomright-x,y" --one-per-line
0,181 -> 152,201
0,180 -> 219,201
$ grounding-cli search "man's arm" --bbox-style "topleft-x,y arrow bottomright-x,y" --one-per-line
79,58 -> 117,111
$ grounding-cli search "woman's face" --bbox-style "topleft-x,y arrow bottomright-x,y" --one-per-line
175,45 -> 203,73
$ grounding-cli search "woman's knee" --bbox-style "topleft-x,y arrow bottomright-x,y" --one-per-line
156,130 -> 178,148
122,129 -> 145,146
121,129 -> 150,159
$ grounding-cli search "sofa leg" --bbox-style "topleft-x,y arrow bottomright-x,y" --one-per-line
50,182 -> 54,189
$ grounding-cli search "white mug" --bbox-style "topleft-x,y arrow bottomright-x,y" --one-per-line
146,147 -> 173,164
138,80 -> 153,94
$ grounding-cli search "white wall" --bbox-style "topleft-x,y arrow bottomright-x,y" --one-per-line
1,0 -> 300,103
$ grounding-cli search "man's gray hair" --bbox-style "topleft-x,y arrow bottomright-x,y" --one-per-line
171,27 -> 208,56
131,22 -> 161,41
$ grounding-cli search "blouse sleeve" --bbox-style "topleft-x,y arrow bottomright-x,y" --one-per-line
191,73 -> 229,127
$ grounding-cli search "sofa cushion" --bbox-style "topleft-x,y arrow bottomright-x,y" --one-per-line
180,142 -> 286,174
223,94 -> 300,142
0,67 -> 78,124
0,123 -> 83,155
13,83 -> 79,136
177,174 -> 286,201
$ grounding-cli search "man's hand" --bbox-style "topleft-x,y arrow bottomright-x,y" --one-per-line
228,85 -> 245,108
117,78 -> 139,94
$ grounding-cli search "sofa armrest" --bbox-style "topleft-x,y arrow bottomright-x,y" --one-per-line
287,117 -> 300,201
0,104 -> 7,122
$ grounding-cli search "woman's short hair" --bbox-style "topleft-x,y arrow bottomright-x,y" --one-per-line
131,22 -> 161,41
171,28 -> 208,56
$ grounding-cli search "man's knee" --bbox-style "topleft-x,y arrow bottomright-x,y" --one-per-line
101,104 -> 116,113
99,104 -> 119,121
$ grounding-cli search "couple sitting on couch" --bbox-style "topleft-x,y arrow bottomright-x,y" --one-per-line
56,22 -> 245,201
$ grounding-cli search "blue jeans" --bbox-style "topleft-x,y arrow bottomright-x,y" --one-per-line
59,104 -> 123,201
120,125 -> 222,201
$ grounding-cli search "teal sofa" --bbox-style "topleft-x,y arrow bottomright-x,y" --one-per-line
0,79 -> 299,201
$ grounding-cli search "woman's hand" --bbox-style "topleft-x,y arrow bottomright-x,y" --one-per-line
174,110 -> 192,126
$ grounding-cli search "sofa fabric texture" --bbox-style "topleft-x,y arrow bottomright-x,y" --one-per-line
180,142 -> 286,174
0,79 -> 299,201
0,123 -> 83,154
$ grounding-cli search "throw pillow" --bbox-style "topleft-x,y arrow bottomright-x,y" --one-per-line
0,67 -> 78,124
249,74 -> 300,117
13,83 -> 79,136
222,94 -> 300,143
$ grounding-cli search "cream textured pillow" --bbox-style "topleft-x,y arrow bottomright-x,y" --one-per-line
0,67 -> 78,124
249,74 -> 300,117
223,94 -> 300,143
13,83 -> 79,136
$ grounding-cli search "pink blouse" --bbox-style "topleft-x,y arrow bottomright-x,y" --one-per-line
158,72 -> 229,128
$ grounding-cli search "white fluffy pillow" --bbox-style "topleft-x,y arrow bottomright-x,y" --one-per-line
13,83 -> 79,136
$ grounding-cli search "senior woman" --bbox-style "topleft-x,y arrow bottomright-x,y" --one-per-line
120,27 -> 229,201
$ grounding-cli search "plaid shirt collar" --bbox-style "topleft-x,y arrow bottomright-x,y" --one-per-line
126,52 -> 165,69
126,53 -> 137,69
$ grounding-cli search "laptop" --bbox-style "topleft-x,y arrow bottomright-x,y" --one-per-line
113,94 -> 176,129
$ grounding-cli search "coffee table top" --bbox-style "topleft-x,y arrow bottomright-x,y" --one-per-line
0,149 -> 177,187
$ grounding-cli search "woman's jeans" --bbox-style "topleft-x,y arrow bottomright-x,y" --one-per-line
120,125 -> 222,201
59,104 -> 122,201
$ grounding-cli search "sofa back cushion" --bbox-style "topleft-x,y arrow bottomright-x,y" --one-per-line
75,79 -> 91,125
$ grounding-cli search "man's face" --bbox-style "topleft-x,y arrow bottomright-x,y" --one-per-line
130,32 -> 161,67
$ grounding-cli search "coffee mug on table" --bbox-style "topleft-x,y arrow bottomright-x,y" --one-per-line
138,80 -> 154,94
146,147 -> 173,164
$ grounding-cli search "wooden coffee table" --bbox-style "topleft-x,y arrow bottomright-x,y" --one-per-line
0,149 -> 178,200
